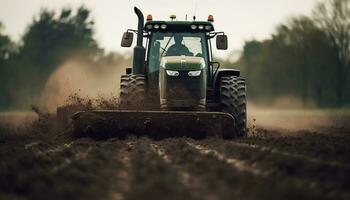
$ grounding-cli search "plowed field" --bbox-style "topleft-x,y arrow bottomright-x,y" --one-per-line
0,110 -> 349,200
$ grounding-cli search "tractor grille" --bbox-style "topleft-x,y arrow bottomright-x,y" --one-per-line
166,71 -> 204,100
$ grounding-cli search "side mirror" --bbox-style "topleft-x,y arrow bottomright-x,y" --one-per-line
121,32 -> 134,47
216,35 -> 228,50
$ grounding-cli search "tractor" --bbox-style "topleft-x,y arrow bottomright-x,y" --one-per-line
72,7 -> 247,139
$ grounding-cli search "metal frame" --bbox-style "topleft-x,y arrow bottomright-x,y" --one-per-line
208,31 -> 225,39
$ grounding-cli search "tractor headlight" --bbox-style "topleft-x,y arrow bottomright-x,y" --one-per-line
205,25 -> 212,31
166,70 -> 179,76
190,25 -> 197,30
160,24 -> 167,29
154,24 -> 160,29
198,25 -> 204,30
188,70 -> 201,77
146,24 -> 153,30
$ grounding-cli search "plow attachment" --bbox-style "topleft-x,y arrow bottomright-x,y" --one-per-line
72,110 -> 236,139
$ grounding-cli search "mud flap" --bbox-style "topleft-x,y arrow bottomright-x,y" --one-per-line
72,110 -> 236,139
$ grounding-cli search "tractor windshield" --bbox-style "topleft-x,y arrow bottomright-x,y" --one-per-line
148,32 -> 208,73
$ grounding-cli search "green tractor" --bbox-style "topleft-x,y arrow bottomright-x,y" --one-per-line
72,7 -> 246,139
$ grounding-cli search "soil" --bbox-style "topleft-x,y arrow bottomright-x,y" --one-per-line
0,109 -> 349,200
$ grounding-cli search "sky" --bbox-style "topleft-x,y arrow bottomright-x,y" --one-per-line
0,0 -> 320,57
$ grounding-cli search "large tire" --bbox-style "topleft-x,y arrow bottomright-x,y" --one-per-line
119,74 -> 146,110
219,76 -> 247,138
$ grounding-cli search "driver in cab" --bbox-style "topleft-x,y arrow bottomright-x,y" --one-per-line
166,35 -> 193,56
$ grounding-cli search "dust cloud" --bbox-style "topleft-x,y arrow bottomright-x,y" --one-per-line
38,57 -> 128,112
0,111 -> 38,127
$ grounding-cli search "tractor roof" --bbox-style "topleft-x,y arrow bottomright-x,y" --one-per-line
144,21 -> 214,32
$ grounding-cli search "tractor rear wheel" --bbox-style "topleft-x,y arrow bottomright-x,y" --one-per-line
219,76 -> 247,138
119,74 -> 146,110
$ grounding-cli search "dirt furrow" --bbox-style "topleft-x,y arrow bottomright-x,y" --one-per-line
108,140 -> 134,200
186,141 -> 263,175
124,137 -> 193,200
0,136 -> 135,200
230,141 -> 350,168
194,138 -> 350,199
239,131 -> 350,163
150,143 -> 171,163
50,138 -> 129,200
150,142 -> 205,200
160,138 -> 333,200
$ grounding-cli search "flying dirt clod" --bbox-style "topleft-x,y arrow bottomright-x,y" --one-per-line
62,7 -> 247,139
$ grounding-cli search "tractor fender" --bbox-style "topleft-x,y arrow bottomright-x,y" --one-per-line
213,69 -> 241,96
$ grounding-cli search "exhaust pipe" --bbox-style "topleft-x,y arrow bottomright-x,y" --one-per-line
132,7 -> 146,75
134,7 -> 144,47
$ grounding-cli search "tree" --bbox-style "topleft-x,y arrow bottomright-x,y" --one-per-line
0,22 -> 15,109
236,15 -> 338,107
19,6 -> 98,76
10,7 -> 100,108
0,22 -> 12,62
275,16 -> 336,106
313,0 -> 350,107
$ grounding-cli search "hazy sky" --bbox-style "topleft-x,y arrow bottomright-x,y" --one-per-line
0,0 -> 320,56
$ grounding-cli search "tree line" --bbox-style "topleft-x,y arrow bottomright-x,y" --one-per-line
0,7 -> 128,110
226,0 -> 350,107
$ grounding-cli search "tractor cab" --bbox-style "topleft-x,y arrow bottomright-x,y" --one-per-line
145,19 -> 226,109
145,20 -> 214,90
122,15 -> 228,79
121,11 -> 230,110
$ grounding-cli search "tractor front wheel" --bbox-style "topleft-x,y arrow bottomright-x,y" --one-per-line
119,74 -> 146,110
219,76 -> 247,138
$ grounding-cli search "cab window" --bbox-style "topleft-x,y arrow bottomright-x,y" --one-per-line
148,32 -> 208,73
